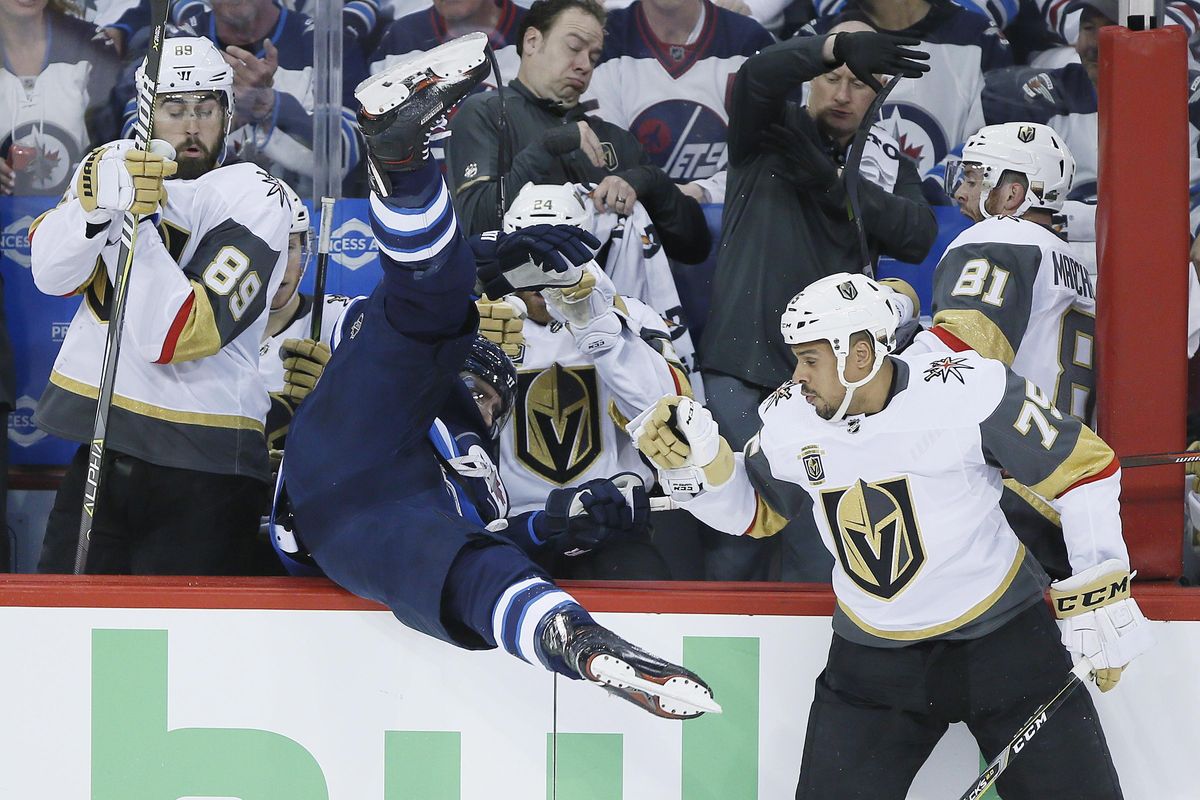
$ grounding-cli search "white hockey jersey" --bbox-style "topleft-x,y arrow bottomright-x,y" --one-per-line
501,297 -> 686,514
681,349 -> 1124,645
585,0 -> 774,185
260,293 -> 358,392
30,159 -> 291,481
912,216 -> 1097,421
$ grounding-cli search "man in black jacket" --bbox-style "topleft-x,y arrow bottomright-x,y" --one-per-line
699,22 -> 937,581
446,0 -> 711,265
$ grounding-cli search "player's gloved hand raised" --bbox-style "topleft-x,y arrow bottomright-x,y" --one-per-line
533,474 -> 650,556
473,224 -> 601,299
543,263 -> 623,355
1050,559 -> 1155,692
830,30 -> 930,92
628,396 -> 734,501
280,338 -> 331,404
76,139 -> 177,221
476,296 -> 526,359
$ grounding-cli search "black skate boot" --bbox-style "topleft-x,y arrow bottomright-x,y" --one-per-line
538,609 -> 721,720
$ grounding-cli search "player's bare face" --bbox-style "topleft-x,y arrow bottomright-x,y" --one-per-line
807,66 -> 876,144
271,233 -> 304,311
462,372 -> 504,429
791,342 -> 849,420
520,9 -> 604,108
154,93 -> 226,179
211,0 -> 264,28
951,164 -> 986,223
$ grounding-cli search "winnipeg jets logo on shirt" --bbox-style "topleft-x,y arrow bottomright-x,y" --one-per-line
923,357 -> 974,385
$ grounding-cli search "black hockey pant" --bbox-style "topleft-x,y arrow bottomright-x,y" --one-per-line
795,601 -> 1123,800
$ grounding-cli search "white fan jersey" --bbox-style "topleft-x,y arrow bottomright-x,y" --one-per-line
585,0 -> 774,184
681,349 -> 1124,646
912,216 -> 1097,421
30,160 -> 291,481
501,298 -> 688,515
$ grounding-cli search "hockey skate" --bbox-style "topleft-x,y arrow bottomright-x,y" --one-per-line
354,32 -> 491,187
539,610 -> 722,720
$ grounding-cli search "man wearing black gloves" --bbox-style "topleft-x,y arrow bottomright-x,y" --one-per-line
698,21 -> 937,581
446,0 -> 712,265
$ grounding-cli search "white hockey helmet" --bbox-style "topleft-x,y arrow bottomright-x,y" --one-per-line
946,122 -> 1076,217
503,182 -> 592,233
279,181 -> 314,278
137,36 -> 235,137
781,272 -> 901,421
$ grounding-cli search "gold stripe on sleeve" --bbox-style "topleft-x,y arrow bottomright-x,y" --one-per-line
837,544 -> 1027,641
165,280 -> 223,363
1003,477 -> 1062,526
455,175 -> 494,195
49,371 -> 264,432
931,308 -> 1016,365
1027,426 -> 1116,500
745,492 -> 790,539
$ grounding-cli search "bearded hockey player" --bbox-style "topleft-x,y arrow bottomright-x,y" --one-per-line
32,36 -> 291,576
280,33 -> 719,720
632,272 -> 1152,797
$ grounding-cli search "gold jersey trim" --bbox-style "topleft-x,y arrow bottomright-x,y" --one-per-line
837,542 -> 1027,641
1028,425 -> 1115,500
49,371 -> 264,432
165,280 -> 222,363
1003,477 -> 1062,526
932,308 -> 1016,365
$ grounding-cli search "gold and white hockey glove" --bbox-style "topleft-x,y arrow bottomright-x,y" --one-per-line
476,296 -> 526,359
76,139 -> 177,221
1050,558 -> 1155,692
628,396 -> 733,502
280,338 -> 332,404
543,263 -> 623,356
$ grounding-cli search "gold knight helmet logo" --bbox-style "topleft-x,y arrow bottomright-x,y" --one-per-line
820,477 -> 925,600
514,364 -> 602,484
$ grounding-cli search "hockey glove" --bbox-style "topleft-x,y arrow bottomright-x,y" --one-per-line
760,121 -> 839,194
76,139 -> 177,221
1050,558 -> 1155,692
629,396 -> 734,501
830,30 -> 930,93
543,263 -> 624,355
473,224 -> 601,299
533,474 -> 650,556
476,296 -> 526,359
280,338 -> 332,404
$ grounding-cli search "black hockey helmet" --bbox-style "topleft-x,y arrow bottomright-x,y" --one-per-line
461,335 -> 518,440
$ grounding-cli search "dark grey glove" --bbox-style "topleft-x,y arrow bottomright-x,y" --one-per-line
831,31 -> 930,92
542,123 -> 583,156
760,120 -> 839,193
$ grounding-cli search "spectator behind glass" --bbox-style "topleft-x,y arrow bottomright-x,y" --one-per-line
584,0 -> 774,206
1,0 -> 120,197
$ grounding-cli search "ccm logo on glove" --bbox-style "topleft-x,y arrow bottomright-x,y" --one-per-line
1050,571 -> 1131,617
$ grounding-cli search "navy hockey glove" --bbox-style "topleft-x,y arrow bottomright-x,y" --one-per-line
831,31 -> 930,93
533,476 -> 650,557
473,224 -> 601,299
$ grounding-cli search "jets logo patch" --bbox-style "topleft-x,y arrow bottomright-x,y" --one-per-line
923,357 -> 974,384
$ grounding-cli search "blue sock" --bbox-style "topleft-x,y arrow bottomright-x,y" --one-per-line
490,577 -> 594,678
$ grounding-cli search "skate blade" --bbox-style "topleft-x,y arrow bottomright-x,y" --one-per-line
355,32 -> 490,116
587,653 -> 723,719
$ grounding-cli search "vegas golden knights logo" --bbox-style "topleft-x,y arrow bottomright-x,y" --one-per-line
819,477 -> 925,600
801,444 -> 825,485
514,364 -> 602,484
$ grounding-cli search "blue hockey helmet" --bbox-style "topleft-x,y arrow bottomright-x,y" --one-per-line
461,335 -> 517,440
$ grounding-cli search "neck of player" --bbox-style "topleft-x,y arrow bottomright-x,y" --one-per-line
862,0 -> 931,32
642,0 -> 703,46
266,291 -> 302,340
847,356 -> 895,416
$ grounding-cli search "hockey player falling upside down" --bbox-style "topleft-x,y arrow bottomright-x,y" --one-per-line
631,273 -> 1154,797
279,33 -> 718,719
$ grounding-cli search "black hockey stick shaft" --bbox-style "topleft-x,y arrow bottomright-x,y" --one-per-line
955,660 -> 1092,800
844,74 -> 901,275
1119,450 -> 1200,468
73,0 -> 172,574
308,196 -> 336,339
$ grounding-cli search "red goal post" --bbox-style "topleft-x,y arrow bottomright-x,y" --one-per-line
1096,22 -> 1191,580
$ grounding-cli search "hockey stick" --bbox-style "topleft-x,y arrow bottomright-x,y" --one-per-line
73,0 -> 172,574
844,74 -> 902,275
955,659 -> 1093,800
1118,449 -> 1200,468
483,43 -> 511,225
308,196 -> 336,339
